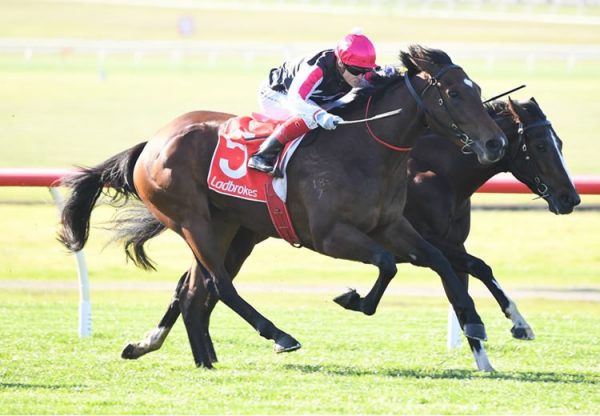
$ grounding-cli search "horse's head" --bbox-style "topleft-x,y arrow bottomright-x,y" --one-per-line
401,45 -> 507,165
504,97 -> 580,214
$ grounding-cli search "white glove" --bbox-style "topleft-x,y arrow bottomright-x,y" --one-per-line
315,111 -> 344,130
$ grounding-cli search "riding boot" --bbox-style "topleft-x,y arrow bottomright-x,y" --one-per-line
248,116 -> 310,175
247,135 -> 284,174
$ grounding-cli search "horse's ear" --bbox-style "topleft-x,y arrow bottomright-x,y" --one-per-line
400,49 -> 419,75
507,97 -> 521,123
508,96 -> 528,123
407,45 -> 434,74
530,96 -> 538,104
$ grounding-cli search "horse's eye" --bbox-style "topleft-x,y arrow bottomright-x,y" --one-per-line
448,90 -> 459,98
535,143 -> 547,152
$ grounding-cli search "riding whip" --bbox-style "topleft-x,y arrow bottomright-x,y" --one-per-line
337,108 -> 403,125
483,84 -> 526,104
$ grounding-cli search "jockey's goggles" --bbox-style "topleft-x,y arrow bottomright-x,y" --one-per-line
344,64 -> 372,76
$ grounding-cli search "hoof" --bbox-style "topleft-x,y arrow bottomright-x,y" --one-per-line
333,289 -> 362,312
121,343 -> 141,360
478,363 -> 496,373
274,334 -> 302,354
511,325 -> 535,340
195,360 -> 214,369
464,323 -> 487,341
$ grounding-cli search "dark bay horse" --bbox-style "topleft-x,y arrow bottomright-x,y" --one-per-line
114,97 -> 579,372
59,46 -> 508,368
404,96 -> 580,370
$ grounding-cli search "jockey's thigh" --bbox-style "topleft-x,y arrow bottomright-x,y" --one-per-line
257,81 -> 292,121
257,80 -> 320,129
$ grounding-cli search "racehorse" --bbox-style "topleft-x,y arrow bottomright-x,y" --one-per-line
404,96 -> 580,370
113,96 -> 579,371
58,45 -> 507,368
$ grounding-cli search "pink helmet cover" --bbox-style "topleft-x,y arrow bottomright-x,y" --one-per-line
335,33 -> 377,69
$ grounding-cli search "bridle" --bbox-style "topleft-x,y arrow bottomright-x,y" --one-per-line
513,118 -> 554,199
342,64 -> 483,154
404,64 -> 476,154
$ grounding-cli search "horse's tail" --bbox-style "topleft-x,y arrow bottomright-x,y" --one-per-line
58,141 -> 148,254
110,203 -> 166,270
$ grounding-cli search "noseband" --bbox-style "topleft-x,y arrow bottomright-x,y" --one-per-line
404,64 -> 475,154
514,118 -> 554,199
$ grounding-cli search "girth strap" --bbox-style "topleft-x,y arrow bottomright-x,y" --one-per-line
264,181 -> 302,247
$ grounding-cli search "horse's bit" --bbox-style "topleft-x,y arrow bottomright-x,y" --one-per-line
404,64 -> 476,154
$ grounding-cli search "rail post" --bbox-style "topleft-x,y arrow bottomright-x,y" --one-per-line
49,187 -> 92,338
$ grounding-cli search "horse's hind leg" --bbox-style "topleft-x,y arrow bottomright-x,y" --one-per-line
121,228 -> 266,366
121,270 -> 188,360
120,260 -> 225,367
180,261 -> 220,367
182,217 -> 301,359
179,227 -> 265,366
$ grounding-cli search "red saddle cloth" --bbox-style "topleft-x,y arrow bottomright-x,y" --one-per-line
208,115 -> 278,202
208,115 -> 301,246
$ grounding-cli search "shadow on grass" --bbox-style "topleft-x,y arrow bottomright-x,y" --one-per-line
0,382 -> 86,390
284,364 -> 599,384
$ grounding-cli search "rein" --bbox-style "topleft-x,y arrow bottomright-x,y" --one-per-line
364,96 -> 410,152
337,97 -> 408,152
335,63 -> 479,154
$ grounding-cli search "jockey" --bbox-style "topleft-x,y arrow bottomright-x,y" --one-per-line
247,30 -> 378,175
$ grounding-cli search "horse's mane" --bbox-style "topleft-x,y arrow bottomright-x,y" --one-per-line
485,100 -> 510,118
484,97 -> 544,124
335,69 -> 404,115
400,45 -> 453,76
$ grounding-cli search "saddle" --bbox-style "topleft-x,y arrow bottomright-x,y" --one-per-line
207,114 -> 302,246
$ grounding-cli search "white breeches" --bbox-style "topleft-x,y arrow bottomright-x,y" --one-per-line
257,80 -> 320,129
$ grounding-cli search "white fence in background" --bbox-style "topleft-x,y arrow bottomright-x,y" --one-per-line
60,0 -> 600,15
2,39 -> 600,73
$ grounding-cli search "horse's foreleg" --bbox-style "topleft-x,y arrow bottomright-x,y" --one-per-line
121,271 -> 187,360
465,258 -> 534,340
468,338 -> 495,372
453,270 -> 496,372
429,239 -> 534,341
316,223 -> 397,316
378,220 -> 486,341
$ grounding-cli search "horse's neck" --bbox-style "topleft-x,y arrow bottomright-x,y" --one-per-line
454,115 -> 520,198
365,86 -> 425,153
412,133 -> 506,201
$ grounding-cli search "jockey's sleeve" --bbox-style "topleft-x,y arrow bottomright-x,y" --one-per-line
287,63 -> 324,114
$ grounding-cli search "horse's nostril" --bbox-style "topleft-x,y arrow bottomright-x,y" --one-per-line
560,193 -> 581,207
486,139 -> 502,152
